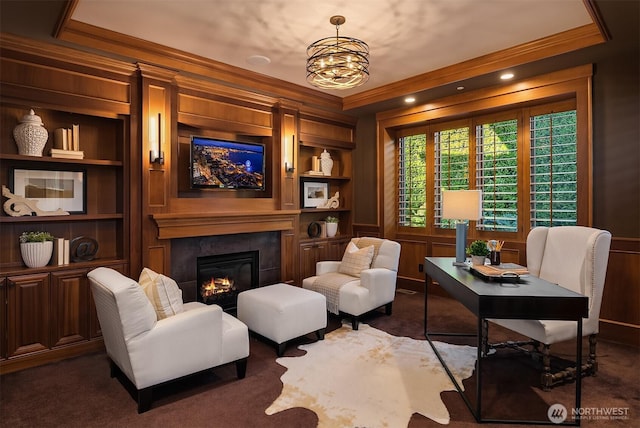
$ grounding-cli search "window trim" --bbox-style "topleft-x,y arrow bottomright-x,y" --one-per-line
379,65 -> 592,242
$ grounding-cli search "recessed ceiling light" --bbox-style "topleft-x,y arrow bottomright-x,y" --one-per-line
500,72 -> 514,80
457,86 -> 465,91
247,55 -> 271,66
404,96 -> 416,103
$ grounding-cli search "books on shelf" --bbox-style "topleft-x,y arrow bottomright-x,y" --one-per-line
50,238 -> 70,266
50,148 -> 85,159
53,124 -> 82,156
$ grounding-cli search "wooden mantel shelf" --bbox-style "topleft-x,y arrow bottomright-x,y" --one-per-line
152,210 -> 300,239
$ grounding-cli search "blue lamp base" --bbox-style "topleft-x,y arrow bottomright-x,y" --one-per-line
454,221 -> 468,266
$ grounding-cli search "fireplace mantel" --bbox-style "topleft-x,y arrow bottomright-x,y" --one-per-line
152,210 -> 300,239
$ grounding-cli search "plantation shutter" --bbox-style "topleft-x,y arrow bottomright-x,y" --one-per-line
434,126 -> 470,229
475,119 -> 519,232
398,133 -> 427,227
530,110 -> 578,226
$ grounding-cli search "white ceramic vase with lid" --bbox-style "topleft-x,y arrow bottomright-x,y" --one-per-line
320,149 -> 333,176
13,109 -> 49,157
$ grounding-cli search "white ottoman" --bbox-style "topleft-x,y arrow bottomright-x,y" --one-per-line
237,283 -> 327,356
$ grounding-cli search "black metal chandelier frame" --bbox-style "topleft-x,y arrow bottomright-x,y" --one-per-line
306,15 -> 370,90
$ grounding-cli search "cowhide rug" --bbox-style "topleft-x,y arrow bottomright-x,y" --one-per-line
265,323 -> 477,427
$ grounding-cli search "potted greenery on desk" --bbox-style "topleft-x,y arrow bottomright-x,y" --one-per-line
466,240 -> 489,266
19,231 -> 54,268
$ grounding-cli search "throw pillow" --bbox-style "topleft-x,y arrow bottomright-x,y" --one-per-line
138,267 -> 159,290
139,268 -> 184,319
339,244 -> 374,277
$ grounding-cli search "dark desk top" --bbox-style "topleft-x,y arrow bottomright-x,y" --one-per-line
424,257 -> 588,320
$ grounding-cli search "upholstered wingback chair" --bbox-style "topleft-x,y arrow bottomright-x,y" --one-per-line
87,267 -> 250,412
302,237 -> 401,330
490,226 -> 611,389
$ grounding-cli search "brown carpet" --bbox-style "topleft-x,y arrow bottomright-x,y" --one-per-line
1,291 -> 638,427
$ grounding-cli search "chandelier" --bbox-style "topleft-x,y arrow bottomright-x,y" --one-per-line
306,15 -> 370,90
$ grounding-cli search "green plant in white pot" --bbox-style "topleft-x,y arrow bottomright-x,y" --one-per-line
19,231 -> 54,268
325,216 -> 339,238
466,240 -> 490,266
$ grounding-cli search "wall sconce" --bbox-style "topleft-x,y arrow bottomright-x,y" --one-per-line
149,112 -> 164,165
284,134 -> 295,173
442,189 -> 482,266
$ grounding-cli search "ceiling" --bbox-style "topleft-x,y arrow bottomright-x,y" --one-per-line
66,0 -> 595,98
1,0 -> 616,114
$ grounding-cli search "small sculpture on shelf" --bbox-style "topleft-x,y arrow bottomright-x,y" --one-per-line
70,236 -> 99,262
318,191 -> 340,209
2,185 -> 69,217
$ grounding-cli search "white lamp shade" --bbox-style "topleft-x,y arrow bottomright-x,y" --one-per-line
442,190 -> 482,221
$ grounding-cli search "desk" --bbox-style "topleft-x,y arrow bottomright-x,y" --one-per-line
424,257 -> 588,425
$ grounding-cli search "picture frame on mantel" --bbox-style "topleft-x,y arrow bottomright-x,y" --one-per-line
10,167 -> 87,214
302,179 -> 328,208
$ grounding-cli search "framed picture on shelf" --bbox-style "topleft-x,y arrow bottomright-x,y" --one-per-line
302,180 -> 328,208
10,167 -> 87,214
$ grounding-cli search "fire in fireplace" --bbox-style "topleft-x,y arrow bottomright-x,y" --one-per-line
196,250 -> 259,312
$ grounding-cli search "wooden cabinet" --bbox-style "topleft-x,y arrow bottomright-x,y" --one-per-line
299,237 -> 351,281
0,34 -> 135,373
0,277 -> 5,362
300,240 -> 329,280
0,264 -> 125,373
5,273 -> 50,358
50,269 -> 90,348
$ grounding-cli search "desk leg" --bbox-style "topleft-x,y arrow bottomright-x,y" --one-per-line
476,316 -> 484,421
424,276 -> 428,337
576,319 -> 583,426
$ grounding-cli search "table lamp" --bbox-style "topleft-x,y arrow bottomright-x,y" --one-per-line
442,189 -> 482,266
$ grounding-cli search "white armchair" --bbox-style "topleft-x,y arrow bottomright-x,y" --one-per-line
302,237 -> 401,330
87,267 -> 250,412
489,226 -> 611,389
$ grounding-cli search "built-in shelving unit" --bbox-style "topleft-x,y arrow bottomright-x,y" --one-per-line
0,36 -> 135,374
295,112 -> 356,282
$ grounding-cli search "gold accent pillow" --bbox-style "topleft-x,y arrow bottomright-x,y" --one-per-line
139,267 -> 184,319
338,244 -> 374,277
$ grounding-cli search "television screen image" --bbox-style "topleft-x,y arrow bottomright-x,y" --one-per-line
191,136 -> 265,190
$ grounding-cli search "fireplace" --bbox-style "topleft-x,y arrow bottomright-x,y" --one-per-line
196,250 -> 259,312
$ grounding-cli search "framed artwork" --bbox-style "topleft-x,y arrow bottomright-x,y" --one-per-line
10,167 -> 87,214
302,180 -> 328,208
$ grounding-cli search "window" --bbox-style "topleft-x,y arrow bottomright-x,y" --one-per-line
433,126 -> 470,229
398,104 -> 579,235
476,119 -> 519,232
398,132 -> 426,227
530,110 -> 577,227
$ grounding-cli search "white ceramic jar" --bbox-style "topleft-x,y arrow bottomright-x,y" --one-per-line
320,149 -> 333,176
13,109 -> 49,156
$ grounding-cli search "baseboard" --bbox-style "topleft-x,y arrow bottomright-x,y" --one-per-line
0,339 -> 105,375
599,319 -> 640,348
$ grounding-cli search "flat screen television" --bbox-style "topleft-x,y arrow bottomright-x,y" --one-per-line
190,136 -> 265,190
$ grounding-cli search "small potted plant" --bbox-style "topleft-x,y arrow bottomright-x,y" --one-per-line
466,240 -> 489,265
325,216 -> 339,238
19,231 -> 55,268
